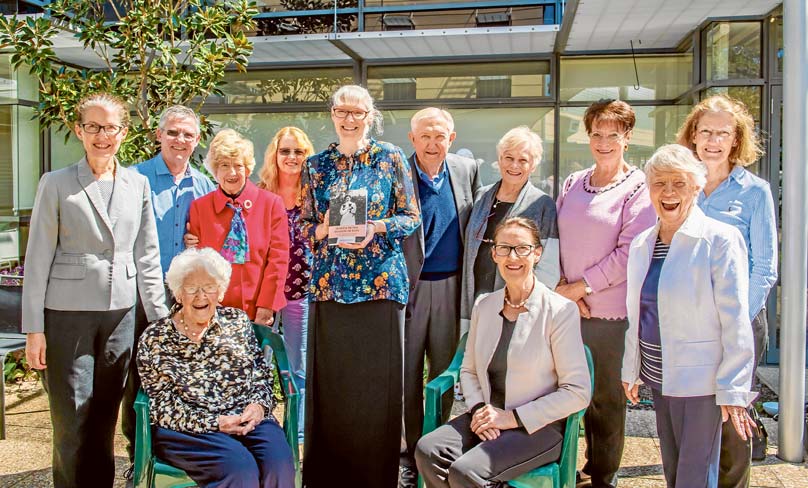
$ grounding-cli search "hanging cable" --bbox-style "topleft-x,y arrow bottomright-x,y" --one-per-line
630,39 -> 642,90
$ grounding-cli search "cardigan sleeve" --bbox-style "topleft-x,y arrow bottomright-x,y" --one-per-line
377,146 -> 421,240
459,297 -> 485,410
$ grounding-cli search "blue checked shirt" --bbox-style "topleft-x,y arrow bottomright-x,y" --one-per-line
697,165 -> 778,320
133,154 -> 216,275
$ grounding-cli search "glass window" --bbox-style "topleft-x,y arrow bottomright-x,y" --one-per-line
0,106 -> 12,212
771,11 -> 783,76
0,54 -> 39,103
215,68 -> 354,105
560,55 -> 692,102
704,86 -> 763,174
558,105 -> 691,185
0,106 -> 41,214
368,62 -> 551,101
363,6 -> 545,31
205,107 -> 554,191
50,127 -> 85,171
705,22 -> 762,81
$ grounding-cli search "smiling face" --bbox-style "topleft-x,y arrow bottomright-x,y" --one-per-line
276,134 -> 307,177
409,116 -> 456,168
215,157 -> 249,195
74,105 -> 128,161
491,225 -> 542,285
648,169 -> 700,230
498,143 -> 537,188
588,120 -> 630,168
157,116 -> 201,167
692,111 -> 737,170
177,268 -> 223,325
331,102 -> 372,146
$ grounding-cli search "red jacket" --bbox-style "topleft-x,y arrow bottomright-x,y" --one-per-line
189,181 -> 289,319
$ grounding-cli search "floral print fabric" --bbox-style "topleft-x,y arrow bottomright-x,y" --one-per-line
301,139 -> 420,305
285,205 -> 312,300
221,202 -> 250,264
137,306 -> 275,434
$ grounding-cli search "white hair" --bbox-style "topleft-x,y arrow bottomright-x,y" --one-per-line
644,144 -> 707,190
165,247 -> 232,300
496,126 -> 543,168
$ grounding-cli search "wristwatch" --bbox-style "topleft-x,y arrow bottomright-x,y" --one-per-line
582,278 -> 593,296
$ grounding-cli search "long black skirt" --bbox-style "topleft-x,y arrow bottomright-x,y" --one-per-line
303,299 -> 404,487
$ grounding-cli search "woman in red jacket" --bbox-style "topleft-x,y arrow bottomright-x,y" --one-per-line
188,129 -> 289,325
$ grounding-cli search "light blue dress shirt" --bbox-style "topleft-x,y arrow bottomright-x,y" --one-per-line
697,165 -> 778,320
133,154 -> 216,275
413,156 -> 448,192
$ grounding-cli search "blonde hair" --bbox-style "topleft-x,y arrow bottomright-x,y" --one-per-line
258,126 -> 315,200
331,84 -> 383,135
644,144 -> 707,190
204,129 -> 256,177
496,126 -> 543,168
676,94 -> 763,167
75,92 -> 130,127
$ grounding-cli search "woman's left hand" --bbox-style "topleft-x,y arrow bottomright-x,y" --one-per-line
469,404 -> 518,434
338,221 -> 380,250
555,280 -> 587,302
720,405 -> 756,441
236,403 -> 265,435
255,307 -> 275,327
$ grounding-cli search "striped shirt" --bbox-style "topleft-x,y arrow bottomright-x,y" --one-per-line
638,237 -> 669,390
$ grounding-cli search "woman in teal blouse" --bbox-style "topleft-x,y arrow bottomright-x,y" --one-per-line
301,84 -> 420,487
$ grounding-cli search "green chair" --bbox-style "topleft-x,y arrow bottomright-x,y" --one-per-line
421,335 -> 594,488
133,323 -> 301,488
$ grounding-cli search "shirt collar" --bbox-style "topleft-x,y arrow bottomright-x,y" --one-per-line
154,153 -> 192,178
728,164 -> 746,184
414,155 -> 447,186
213,179 -> 260,214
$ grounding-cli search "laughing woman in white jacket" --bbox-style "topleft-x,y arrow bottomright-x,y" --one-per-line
622,144 -> 756,488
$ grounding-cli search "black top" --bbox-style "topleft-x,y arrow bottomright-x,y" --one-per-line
473,199 -> 513,300
487,313 -> 518,410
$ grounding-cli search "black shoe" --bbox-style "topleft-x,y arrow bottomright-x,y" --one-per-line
399,464 -> 418,488
576,470 -> 592,487
123,464 -> 134,481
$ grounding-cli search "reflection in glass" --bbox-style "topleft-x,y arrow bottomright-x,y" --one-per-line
705,22 -> 762,81
217,69 -> 354,104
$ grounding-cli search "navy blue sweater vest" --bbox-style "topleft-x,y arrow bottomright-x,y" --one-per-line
417,176 -> 461,278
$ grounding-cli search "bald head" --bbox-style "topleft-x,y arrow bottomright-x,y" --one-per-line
409,107 -> 457,170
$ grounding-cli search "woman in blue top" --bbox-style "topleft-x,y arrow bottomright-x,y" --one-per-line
677,95 -> 777,487
301,85 -> 421,487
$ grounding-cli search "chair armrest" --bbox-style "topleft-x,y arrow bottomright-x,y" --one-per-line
422,332 -> 468,436
133,389 -> 153,488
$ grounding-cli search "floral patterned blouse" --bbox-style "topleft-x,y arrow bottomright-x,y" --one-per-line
301,139 -> 420,305
285,205 -> 312,301
137,306 -> 275,434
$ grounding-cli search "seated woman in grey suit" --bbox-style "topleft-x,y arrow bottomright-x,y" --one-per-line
622,144 -> 756,488
21,93 -> 167,488
416,217 -> 591,487
460,127 -> 559,334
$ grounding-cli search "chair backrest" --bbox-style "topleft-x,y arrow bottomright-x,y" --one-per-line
558,345 -> 594,488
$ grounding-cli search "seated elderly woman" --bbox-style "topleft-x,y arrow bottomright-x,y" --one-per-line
416,217 -> 591,487
137,247 -> 295,488
622,144 -> 756,488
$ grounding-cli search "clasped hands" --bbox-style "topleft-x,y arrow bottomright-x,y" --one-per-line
468,404 -> 518,441
218,402 -> 265,436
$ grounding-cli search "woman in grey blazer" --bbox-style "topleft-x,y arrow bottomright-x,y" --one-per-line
22,93 -> 167,488
460,126 -> 560,333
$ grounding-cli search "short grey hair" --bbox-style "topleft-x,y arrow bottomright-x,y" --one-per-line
644,144 -> 707,190
410,107 -> 454,132
331,84 -> 384,136
496,126 -> 543,167
158,105 -> 200,132
165,247 -> 232,301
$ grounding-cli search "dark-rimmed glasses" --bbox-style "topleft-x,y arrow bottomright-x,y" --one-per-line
493,244 -> 537,257
332,108 -> 369,120
80,123 -> 124,135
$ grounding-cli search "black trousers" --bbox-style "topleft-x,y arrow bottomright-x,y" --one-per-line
580,318 -> 628,488
42,307 -> 135,488
303,299 -> 404,488
718,308 -> 768,488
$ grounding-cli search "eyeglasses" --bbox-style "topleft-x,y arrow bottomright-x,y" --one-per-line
589,131 -> 627,143
218,162 -> 246,173
278,148 -> 307,157
165,129 -> 199,141
181,284 -> 219,295
493,244 -> 537,257
696,128 -> 734,141
332,108 -> 369,120
80,123 -> 124,135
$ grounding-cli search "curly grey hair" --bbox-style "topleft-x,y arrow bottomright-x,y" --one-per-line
165,247 -> 232,301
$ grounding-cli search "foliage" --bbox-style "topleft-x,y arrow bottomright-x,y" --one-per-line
0,0 -> 258,165
3,350 -> 35,384
258,0 -> 358,35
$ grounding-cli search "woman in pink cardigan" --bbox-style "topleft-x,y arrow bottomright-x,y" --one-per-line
555,99 -> 656,488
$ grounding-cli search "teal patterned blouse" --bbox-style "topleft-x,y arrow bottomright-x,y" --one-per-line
302,139 -> 420,305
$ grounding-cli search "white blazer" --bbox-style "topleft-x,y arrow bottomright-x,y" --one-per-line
461,280 -> 591,434
622,207 -> 756,407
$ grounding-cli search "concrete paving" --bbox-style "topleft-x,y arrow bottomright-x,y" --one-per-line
1,381 -> 806,487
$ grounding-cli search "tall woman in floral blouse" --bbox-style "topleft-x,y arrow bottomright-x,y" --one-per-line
258,126 -> 315,445
301,85 -> 420,487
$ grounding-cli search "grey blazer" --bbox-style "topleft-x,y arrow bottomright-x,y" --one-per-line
22,158 -> 168,333
402,153 -> 481,292
460,180 -> 560,331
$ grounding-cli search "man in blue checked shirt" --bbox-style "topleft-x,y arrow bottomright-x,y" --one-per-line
120,105 -> 216,479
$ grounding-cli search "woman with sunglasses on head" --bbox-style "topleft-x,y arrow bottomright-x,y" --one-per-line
460,126 -> 560,335
22,92 -> 168,487
301,85 -> 420,487
417,217 -> 591,487
555,99 -> 656,488
257,126 -> 315,446
676,95 -> 777,488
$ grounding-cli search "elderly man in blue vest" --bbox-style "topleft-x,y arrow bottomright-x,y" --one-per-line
120,105 -> 216,479
400,107 -> 481,487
